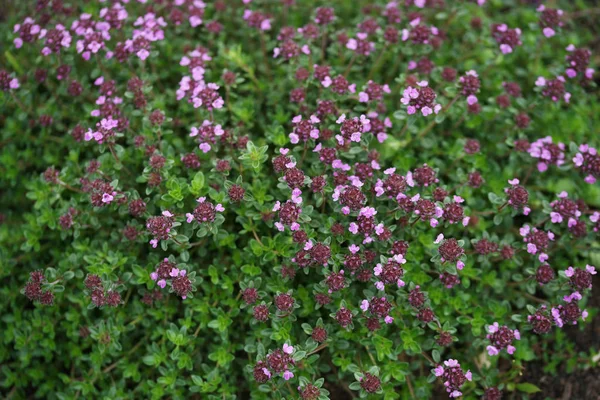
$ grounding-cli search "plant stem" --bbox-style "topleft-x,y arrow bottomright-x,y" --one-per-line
415,96 -> 459,140
367,44 -> 387,81
307,343 -> 328,356
259,32 -> 272,79
406,375 -> 416,399
344,54 -> 357,78
420,351 -> 435,365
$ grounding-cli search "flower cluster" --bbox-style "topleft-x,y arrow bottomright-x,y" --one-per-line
434,359 -> 473,398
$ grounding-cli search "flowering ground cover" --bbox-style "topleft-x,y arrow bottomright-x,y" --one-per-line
1,0 -> 599,399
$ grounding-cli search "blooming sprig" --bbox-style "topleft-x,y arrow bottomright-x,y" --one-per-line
572,144 -> 599,184
335,114 -> 370,144
190,120 -> 225,153
491,23 -> 522,54
535,75 -> 571,103
528,136 -> 566,172
13,17 -> 42,48
433,359 -> 472,398
486,322 -> 520,356
400,83 -> 442,116
289,114 -> 320,144
537,5 -> 564,38
0,70 -> 20,91
373,255 -> 406,291
186,197 -> 225,225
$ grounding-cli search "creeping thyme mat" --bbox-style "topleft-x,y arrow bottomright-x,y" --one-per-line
1,0 -> 600,399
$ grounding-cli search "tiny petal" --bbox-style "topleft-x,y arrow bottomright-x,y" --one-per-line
487,345 -> 499,356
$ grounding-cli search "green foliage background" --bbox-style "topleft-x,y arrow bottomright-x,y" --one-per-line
1,0 -> 599,399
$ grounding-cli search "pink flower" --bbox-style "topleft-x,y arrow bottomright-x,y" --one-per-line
360,300 -> 369,311
467,95 -> 478,105
444,359 -> 459,367
585,68 -> 594,79
374,264 -> 382,276
102,193 -> 114,203
199,143 -> 211,153
283,370 -> 294,380
552,307 -> 563,327
563,292 -> 582,303
283,343 -> 294,354
359,207 -> 377,218
543,27 -> 555,38
550,212 -> 563,223
586,265 -> 597,274
487,322 -> 499,333
535,76 -> 546,87
487,345 -> 499,356
137,49 -> 150,60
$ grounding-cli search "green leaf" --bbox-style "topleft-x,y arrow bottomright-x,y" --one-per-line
373,335 -> 394,361
189,172 -> 205,195
241,264 -> 261,276
516,383 -> 542,394
432,349 -> 441,363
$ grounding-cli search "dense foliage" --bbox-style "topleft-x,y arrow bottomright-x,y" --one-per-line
1,0 -> 599,399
